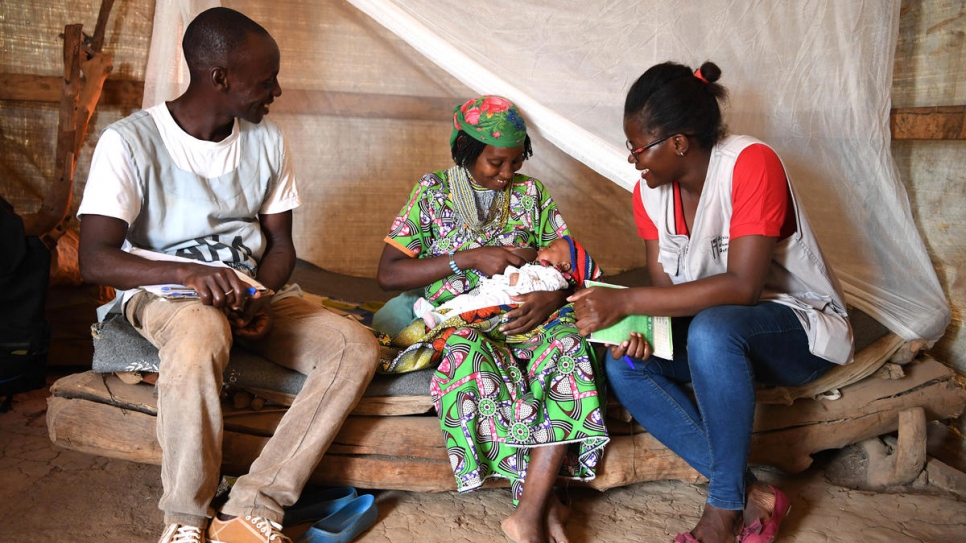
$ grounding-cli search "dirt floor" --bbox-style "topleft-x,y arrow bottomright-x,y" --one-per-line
2,379 -> 965,543
3,264 -> 965,542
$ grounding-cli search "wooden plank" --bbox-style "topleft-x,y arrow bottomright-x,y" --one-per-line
756,332 -> 904,405
753,356 -> 958,431
46,395 -> 161,464
752,402 -> 934,474
750,359 -> 966,473
0,73 -> 142,109
4,71 -> 965,138
49,371 -> 157,415
46,358 -> 965,491
47,370 -> 963,491
46,395 -> 699,492
891,105 -> 966,140
50,353 -> 958,428
271,89 -> 452,121
0,73 -> 450,122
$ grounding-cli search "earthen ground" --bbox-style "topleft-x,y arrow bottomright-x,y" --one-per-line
2,378 -> 965,543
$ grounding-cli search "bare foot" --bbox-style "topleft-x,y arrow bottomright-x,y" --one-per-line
502,508 -> 545,543
546,494 -> 571,543
743,483 -> 777,527
688,503 -> 742,543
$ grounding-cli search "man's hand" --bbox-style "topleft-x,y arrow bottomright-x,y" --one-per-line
226,290 -> 274,341
178,264 -> 252,310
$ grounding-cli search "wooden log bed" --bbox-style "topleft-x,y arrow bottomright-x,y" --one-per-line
45,298 -> 966,493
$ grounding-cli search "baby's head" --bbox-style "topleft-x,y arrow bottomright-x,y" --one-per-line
537,235 -> 602,287
536,238 -> 573,272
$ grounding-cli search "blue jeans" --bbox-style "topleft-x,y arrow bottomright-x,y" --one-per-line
605,302 -> 834,510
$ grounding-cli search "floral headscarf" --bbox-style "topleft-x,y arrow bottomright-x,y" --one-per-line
450,95 -> 528,148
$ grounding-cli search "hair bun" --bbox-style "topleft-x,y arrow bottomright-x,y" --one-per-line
696,61 -> 721,84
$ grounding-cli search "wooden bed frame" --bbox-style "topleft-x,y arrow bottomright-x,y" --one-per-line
46,326 -> 966,492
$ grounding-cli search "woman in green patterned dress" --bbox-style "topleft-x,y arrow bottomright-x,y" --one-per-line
377,95 -> 609,543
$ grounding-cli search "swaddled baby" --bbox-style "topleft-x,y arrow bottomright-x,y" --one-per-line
414,235 -> 600,327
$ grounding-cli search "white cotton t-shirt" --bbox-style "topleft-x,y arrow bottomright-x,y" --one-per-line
78,103 -> 299,227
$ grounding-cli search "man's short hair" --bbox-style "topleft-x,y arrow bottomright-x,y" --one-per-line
182,7 -> 270,74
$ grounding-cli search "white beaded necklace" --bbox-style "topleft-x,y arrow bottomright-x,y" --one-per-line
448,165 -> 511,237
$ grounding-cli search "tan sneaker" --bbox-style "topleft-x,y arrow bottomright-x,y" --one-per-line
208,515 -> 292,543
158,523 -> 205,543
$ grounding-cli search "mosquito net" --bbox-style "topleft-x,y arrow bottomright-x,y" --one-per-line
142,0 -> 949,344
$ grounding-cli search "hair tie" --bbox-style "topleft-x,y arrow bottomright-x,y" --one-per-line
694,68 -> 708,84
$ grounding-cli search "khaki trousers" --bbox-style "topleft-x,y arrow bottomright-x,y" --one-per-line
124,292 -> 379,528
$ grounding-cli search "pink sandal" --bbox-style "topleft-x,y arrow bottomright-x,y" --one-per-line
674,532 -> 700,543
739,486 -> 791,543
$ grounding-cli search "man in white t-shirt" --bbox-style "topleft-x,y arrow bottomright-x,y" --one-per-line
77,8 -> 379,543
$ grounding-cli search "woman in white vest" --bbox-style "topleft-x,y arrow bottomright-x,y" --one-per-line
570,61 -> 853,543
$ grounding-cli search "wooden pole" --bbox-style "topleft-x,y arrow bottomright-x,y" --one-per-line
90,0 -> 116,52
21,0 -> 116,238
21,24 -> 82,237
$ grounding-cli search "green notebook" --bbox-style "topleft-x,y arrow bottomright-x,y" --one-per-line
583,280 -> 674,360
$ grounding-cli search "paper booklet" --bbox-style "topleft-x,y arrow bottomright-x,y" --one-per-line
131,248 -> 266,301
583,280 -> 674,360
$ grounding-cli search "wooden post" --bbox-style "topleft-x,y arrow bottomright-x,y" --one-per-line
21,0 -> 116,238
21,24 -> 82,237
891,407 -> 927,485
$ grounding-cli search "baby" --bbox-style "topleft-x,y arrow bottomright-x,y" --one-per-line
415,236 -> 600,328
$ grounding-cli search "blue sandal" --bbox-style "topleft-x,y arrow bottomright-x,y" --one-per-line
284,486 -> 358,527
295,494 -> 378,543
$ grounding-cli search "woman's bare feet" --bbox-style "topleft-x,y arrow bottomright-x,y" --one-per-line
501,493 -> 571,543
686,503 -> 742,543
545,493 -> 571,543
502,506 -> 546,543
743,483 -> 777,527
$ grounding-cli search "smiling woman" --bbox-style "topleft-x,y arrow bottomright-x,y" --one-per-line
570,60 -> 854,543
375,95 -> 609,543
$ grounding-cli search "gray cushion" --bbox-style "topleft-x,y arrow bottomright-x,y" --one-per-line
91,316 -> 433,397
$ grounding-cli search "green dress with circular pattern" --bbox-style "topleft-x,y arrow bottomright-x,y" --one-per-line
385,168 -> 609,504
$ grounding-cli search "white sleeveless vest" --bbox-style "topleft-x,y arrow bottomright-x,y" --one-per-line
109,110 -> 283,278
640,135 -> 854,365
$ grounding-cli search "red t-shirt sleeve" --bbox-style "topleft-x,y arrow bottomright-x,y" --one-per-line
730,143 -> 792,239
633,180 -> 658,240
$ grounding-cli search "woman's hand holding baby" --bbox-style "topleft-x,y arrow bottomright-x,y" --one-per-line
464,246 -> 532,277
501,290 -> 568,335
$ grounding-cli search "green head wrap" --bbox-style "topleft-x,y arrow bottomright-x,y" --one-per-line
450,95 -> 528,148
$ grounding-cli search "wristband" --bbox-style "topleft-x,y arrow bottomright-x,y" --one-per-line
448,253 -> 462,275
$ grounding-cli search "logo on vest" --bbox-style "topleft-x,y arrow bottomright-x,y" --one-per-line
175,235 -> 257,276
710,236 -> 729,261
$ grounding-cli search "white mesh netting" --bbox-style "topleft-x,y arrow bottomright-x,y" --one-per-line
141,0 -> 949,343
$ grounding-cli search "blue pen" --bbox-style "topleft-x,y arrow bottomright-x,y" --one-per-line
161,286 -> 257,296
623,356 -> 635,369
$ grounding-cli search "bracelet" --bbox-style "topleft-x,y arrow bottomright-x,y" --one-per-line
448,253 -> 462,275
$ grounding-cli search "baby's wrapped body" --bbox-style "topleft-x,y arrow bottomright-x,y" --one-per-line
416,262 -> 569,328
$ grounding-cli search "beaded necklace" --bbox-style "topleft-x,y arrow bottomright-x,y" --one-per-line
448,165 -> 511,237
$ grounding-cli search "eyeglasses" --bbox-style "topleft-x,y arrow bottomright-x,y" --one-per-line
626,134 -> 674,159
